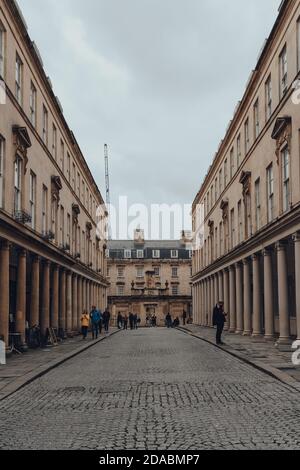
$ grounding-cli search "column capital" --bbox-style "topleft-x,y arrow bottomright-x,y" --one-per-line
251,253 -> 260,262
293,231 -> 300,243
17,248 -> 27,257
43,259 -> 51,267
32,254 -> 41,263
262,247 -> 272,257
235,261 -> 243,269
242,258 -> 249,266
223,267 -> 229,274
228,265 -> 235,272
276,240 -> 288,252
0,239 -> 11,251
52,263 -> 59,271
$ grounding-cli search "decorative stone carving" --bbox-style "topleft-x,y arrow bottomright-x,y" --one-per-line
271,116 -> 292,164
12,126 -> 32,174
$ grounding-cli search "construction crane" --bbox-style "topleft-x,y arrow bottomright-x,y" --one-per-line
104,144 -> 112,240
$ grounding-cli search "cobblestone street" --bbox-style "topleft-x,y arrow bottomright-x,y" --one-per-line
0,328 -> 300,450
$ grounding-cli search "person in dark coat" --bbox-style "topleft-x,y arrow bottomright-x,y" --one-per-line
103,309 -> 111,333
213,302 -> 226,345
129,313 -> 134,330
165,313 -> 172,328
117,312 -> 123,330
133,314 -> 138,330
182,310 -> 187,325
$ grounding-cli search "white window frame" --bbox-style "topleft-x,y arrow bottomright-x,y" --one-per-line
124,249 -> 131,259
0,136 -> 4,208
42,185 -> 48,234
245,119 -> 250,154
281,146 -> 290,213
30,82 -> 37,127
265,76 -> 272,120
237,135 -> 241,168
172,285 -> 179,296
279,45 -> 288,98
254,99 -> 259,139
255,178 -> 261,231
52,124 -> 57,159
154,267 -> 160,277
152,250 -> 160,259
29,171 -> 36,229
137,266 -> 144,278
42,105 -> 48,145
117,285 -> 125,296
172,267 -> 178,278
14,157 -> 22,213
171,250 -> 178,259
137,249 -> 144,259
117,266 -> 125,278
15,53 -> 22,105
267,165 -> 274,223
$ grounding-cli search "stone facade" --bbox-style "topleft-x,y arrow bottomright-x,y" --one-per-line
108,230 -> 192,326
192,0 -> 300,343
0,0 -> 108,347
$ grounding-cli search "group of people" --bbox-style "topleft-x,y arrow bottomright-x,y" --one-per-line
146,315 -> 157,327
117,312 -> 141,330
80,307 -> 111,340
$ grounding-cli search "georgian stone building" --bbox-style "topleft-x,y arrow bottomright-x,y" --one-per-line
192,0 -> 300,343
0,0 -> 108,348
108,230 -> 192,326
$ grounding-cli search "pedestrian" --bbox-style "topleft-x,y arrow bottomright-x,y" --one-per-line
129,312 -> 134,330
123,314 -> 128,330
166,313 -> 172,328
213,301 -> 227,345
182,310 -> 187,326
103,308 -> 111,333
133,313 -> 138,330
90,306 -> 101,340
117,312 -> 123,330
80,310 -> 90,340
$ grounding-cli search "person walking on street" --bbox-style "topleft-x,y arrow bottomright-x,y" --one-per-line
123,314 -> 128,330
133,313 -> 138,330
103,309 -> 111,333
117,312 -> 123,330
213,301 -> 227,345
166,313 -> 172,328
81,311 -> 90,340
182,310 -> 187,326
129,312 -> 134,330
90,306 -> 101,340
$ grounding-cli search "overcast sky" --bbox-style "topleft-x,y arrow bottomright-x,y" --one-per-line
18,0 -> 280,238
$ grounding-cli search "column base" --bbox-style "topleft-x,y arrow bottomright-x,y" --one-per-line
276,337 -> 292,345
264,334 -> 275,342
229,328 -> 236,334
243,331 -> 252,336
235,329 -> 243,335
252,332 -> 263,338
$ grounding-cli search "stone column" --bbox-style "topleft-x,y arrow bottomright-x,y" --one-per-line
59,269 -> 66,333
235,262 -> 243,334
218,271 -> 224,303
243,259 -> 252,336
72,274 -> 78,331
0,241 -> 10,346
207,277 -> 211,326
214,274 -> 219,305
223,269 -> 229,331
82,278 -> 86,313
252,254 -> 262,337
51,264 -> 59,330
263,248 -> 275,340
66,271 -> 72,334
77,276 -> 82,330
16,249 -> 27,347
294,233 -> 300,340
86,280 -> 90,313
41,260 -> 50,340
30,255 -> 40,328
229,265 -> 236,333
276,242 -> 291,344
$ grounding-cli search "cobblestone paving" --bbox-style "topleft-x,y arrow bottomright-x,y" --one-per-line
0,328 -> 300,450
